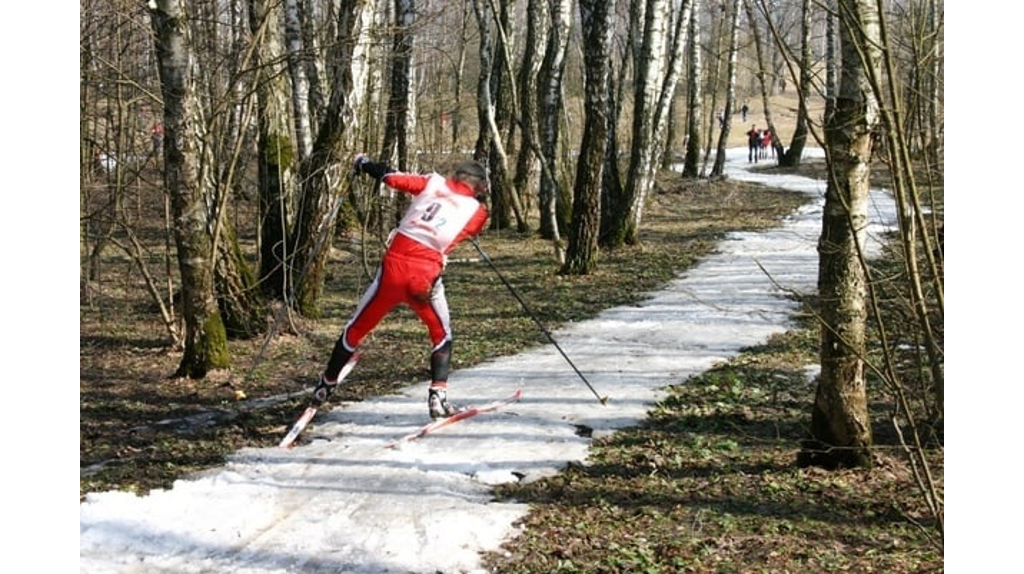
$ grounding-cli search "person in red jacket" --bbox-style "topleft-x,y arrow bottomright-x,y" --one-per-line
760,128 -> 773,160
312,155 -> 491,419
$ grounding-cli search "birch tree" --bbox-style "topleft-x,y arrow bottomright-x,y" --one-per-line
536,0 -> 573,247
202,0 -> 266,340
380,0 -> 417,171
284,0 -> 314,161
472,0 -> 527,232
799,0 -> 882,470
562,0 -> 617,275
680,0 -> 702,178
448,4 -> 472,150
148,0 -> 230,377
291,1 -> 364,316
605,0 -> 692,247
512,0 -> 545,231
251,0 -> 297,301
711,0 -> 741,177
779,0 -> 812,166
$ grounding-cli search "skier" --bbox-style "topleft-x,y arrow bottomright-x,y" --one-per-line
311,155 -> 491,419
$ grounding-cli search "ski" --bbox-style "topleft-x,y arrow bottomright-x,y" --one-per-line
386,388 -> 522,448
279,353 -> 361,449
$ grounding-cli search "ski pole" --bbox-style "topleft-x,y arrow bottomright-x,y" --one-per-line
470,237 -> 609,405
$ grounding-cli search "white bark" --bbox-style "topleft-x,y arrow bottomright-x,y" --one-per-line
538,0 -> 573,246
808,0 -> 883,467
616,0 -> 694,243
682,0 -> 703,177
712,0 -> 740,176
284,0 -> 313,160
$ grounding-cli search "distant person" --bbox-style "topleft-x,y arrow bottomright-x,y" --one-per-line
760,129 -> 773,160
746,125 -> 761,163
717,110 -> 725,129
741,103 -> 749,122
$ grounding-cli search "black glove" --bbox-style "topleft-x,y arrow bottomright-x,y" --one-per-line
352,154 -> 370,175
352,154 -> 395,180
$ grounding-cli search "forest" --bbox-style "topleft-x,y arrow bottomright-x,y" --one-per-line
81,0 -> 943,570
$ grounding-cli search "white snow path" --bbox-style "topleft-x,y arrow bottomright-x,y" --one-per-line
79,147 -> 897,574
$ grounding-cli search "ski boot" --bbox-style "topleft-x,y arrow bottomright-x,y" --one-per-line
312,374 -> 338,406
428,386 -> 459,419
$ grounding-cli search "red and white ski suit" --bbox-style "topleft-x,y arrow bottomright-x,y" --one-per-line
337,172 -> 489,357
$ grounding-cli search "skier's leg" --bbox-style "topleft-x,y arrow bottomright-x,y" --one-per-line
410,277 -> 458,418
319,261 -> 399,401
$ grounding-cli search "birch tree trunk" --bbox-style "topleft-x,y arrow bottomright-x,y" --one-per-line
800,0 -> 882,470
252,0 -> 298,301
927,0 -> 942,162
291,2 -> 363,317
512,0 -> 545,229
780,0 -> 812,166
473,0 -> 527,232
472,0 -> 498,190
284,0 -> 314,161
149,0 -> 230,377
537,0 -> 573,246
300,0 -> 326,128
711,0 -> 741,177
618,0 -> 670,245
450,5 -> 472,150
681,0 -> 702,178
562,0 -> 617,275
381,0 -> 416,172
824,0 -> 837,123
604,0 -> 691,245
